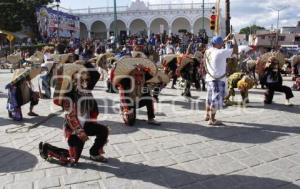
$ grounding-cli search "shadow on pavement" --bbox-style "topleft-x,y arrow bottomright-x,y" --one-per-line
160,99 -> 206,110
0,116 -> 49,127
147,121 -> 292,144
246,102 -> 300,114
0,147 -> 38,173
0,92 -> 8,98
73,158 -> 300,189
104,118 -> 293,143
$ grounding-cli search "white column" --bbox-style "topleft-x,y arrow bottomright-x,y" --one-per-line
168,28 -> 172,36
147,27 -> 151,37
107,31 -> 110,39
88,30 -> 91,39
127,28 -> 130,36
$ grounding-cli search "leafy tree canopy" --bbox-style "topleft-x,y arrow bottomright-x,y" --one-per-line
239,25 -> 266,35
0,0 -> 53,36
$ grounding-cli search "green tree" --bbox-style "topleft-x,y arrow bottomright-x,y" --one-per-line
239,25 -> 265,40
0,0 -> 53,36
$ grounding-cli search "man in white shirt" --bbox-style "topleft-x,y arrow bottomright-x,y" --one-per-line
204,34 -> 237,125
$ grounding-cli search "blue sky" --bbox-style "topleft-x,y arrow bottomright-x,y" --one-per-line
58,0 -> 300,31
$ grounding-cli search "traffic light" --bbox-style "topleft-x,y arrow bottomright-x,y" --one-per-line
210,14 -> 216,31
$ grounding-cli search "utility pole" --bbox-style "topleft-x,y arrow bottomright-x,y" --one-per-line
225,0 -> 231,35
269,6 -> 288,49
269,6 -> 288,30
202,0 -> 204,31
113,0 -> 118,43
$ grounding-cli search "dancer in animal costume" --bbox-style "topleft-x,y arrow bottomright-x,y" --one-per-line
194,43 -> 207,91
177,53 -> 201,97
112,57 -> 160,126
39,61 -> 109,165
105,57 -> 118,93
224,72 -> 256,104
162,54 -> 178,89
6,66 -> 41,120
262,56 -> 294,105
39,58 -> 56,99
292,55 -> 300,91
146,70 -> 170,103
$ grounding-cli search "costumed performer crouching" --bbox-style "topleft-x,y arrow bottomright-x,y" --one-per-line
262,56 -> 294,106
224,72 -> 256,105
39,61 -> 109,166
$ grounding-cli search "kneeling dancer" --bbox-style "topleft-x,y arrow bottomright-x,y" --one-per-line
263,56 -> 294,105
39,62 -> 109,165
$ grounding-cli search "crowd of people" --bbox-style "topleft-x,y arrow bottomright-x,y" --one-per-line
3,31 -> 300,166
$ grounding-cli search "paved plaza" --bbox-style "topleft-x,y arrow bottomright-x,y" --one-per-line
0,69 -> 300,189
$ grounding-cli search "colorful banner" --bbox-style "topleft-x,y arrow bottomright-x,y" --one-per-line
36,6 -> 80,40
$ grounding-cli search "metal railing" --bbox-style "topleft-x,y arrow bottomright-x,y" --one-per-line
59,2 -> 215,15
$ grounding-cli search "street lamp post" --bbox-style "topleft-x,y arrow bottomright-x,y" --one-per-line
113,0 -> 117,44
55,0 -> 61,40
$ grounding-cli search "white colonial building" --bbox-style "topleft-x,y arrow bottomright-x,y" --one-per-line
61,0 -> 225,41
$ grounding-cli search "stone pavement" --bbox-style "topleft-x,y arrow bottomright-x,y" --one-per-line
0,69 -> 300,189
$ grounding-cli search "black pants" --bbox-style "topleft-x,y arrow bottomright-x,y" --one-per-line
41,122 -> 108,163
172,75 -> 177,87
106,80 -> 116,93
136,96 -> 155,120
69,122 -> 108,156
265,83 -> 294,103
183,80 -> 191,96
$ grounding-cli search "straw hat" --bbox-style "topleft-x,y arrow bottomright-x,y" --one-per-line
260,51 -> 285,68
292,55 -> 300,66
7,54 -> 22,64
96,53 -> 115,70
26,51 -> 44,64
41,60 -> 54,72
53,63 -> 86,104
131,51 -> 147,58
74,60 -> 86,65
107,57 -> 117,65
11,66 -> 41,84
52,54 -> 61,63
177,55 -> 195,73
162,54 -> 178,66
146,70 -> 170,84
113,57 -> 157,86
50,53 -> 74,64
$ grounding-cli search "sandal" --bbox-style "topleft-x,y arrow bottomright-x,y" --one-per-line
148,119 -> 161,126
208,120 -> 223,126
28,112 -> 39,116
90,155 -> 108,163
204,115 -> 210,121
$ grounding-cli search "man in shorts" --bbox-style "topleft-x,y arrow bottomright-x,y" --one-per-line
204,34 -> 237,125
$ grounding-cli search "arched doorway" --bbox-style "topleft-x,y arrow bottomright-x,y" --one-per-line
171,17 -> 191,35
80,22 -> 88,40
193,17 -> 213,37
150,18 -> 169,35
91,21 -> 107,40
109,20 -> 127,38
129,19 -> 147,36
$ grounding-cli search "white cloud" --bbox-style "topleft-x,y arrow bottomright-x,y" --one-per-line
139,0 -> 300,30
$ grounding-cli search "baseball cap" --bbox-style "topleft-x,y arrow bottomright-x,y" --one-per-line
211,36 -> 224,45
